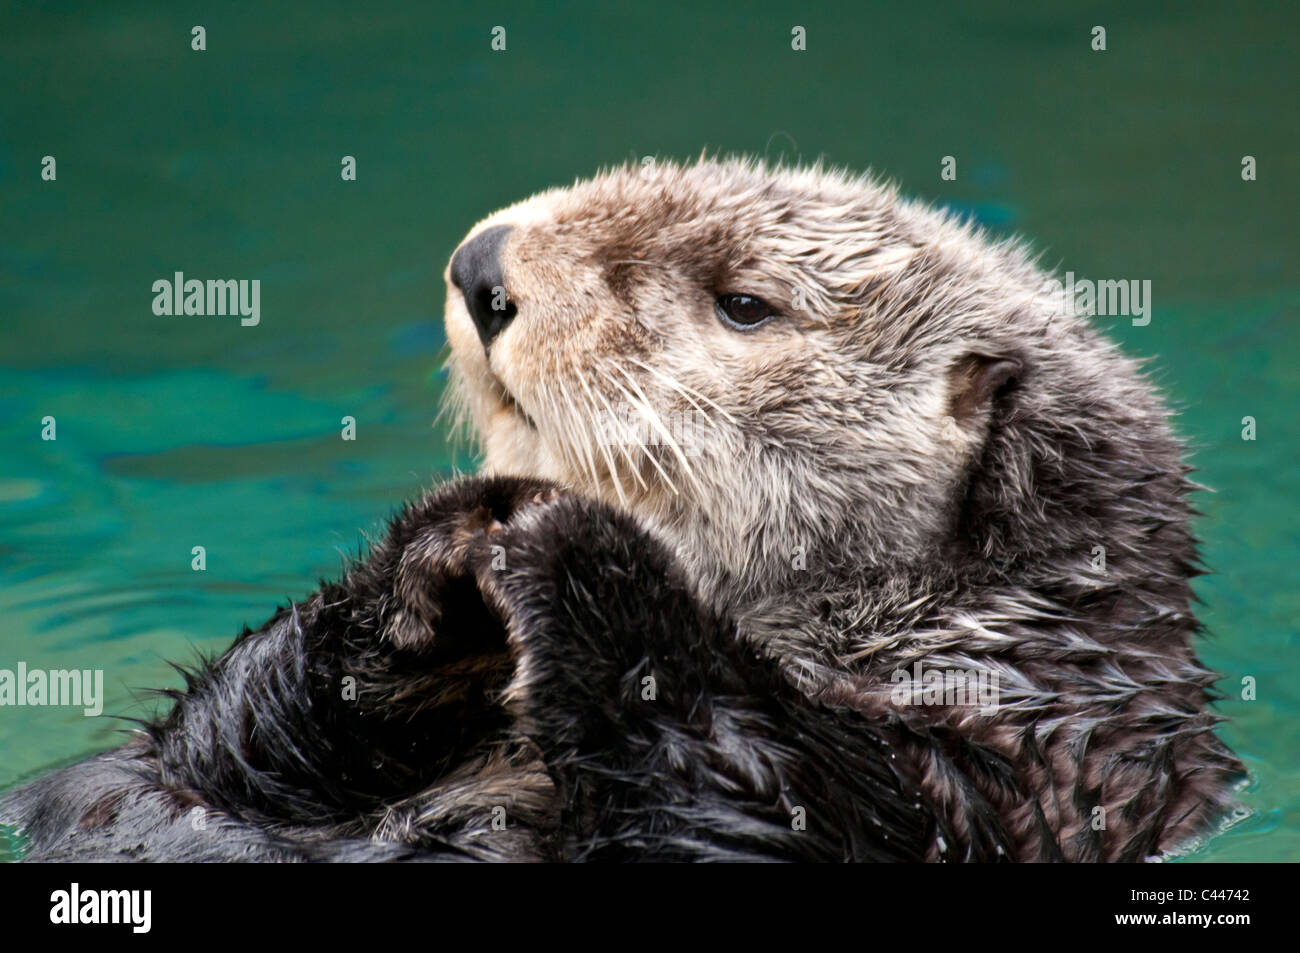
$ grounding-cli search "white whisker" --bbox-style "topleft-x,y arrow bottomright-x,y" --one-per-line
613,364 -> 706,497
626,356 -> 737,425
577,370 -> 638,502
603,368 -> 681,495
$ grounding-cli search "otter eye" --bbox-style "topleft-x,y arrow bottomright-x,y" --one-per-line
715,294 -> 778,330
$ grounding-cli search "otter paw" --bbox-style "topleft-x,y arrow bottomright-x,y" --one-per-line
380,476 -> 566,652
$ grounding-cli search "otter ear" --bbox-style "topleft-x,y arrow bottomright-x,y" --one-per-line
947,353 -> 1022,423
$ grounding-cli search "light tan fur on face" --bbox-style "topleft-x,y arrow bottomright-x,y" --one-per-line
441,158 -> 1021,612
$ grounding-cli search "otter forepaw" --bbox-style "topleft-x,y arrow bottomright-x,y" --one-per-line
379,476 -> 568,653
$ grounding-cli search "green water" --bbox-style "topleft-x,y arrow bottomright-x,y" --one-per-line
1,1 -> 1296,861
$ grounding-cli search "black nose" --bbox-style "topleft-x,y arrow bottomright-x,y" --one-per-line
450,224 -> 517,349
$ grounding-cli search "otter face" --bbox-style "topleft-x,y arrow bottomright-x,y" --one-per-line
443,159 -> 1041,608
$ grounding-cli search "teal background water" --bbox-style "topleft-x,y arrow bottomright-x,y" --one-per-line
1,1 -> 1295,861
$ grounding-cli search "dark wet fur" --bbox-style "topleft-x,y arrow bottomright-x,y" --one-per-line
3,477 -> 938,862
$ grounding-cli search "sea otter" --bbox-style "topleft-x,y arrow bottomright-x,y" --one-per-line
2,158 -> 1244,861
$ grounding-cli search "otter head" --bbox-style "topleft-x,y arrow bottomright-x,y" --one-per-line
443,158 -> 1185,615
